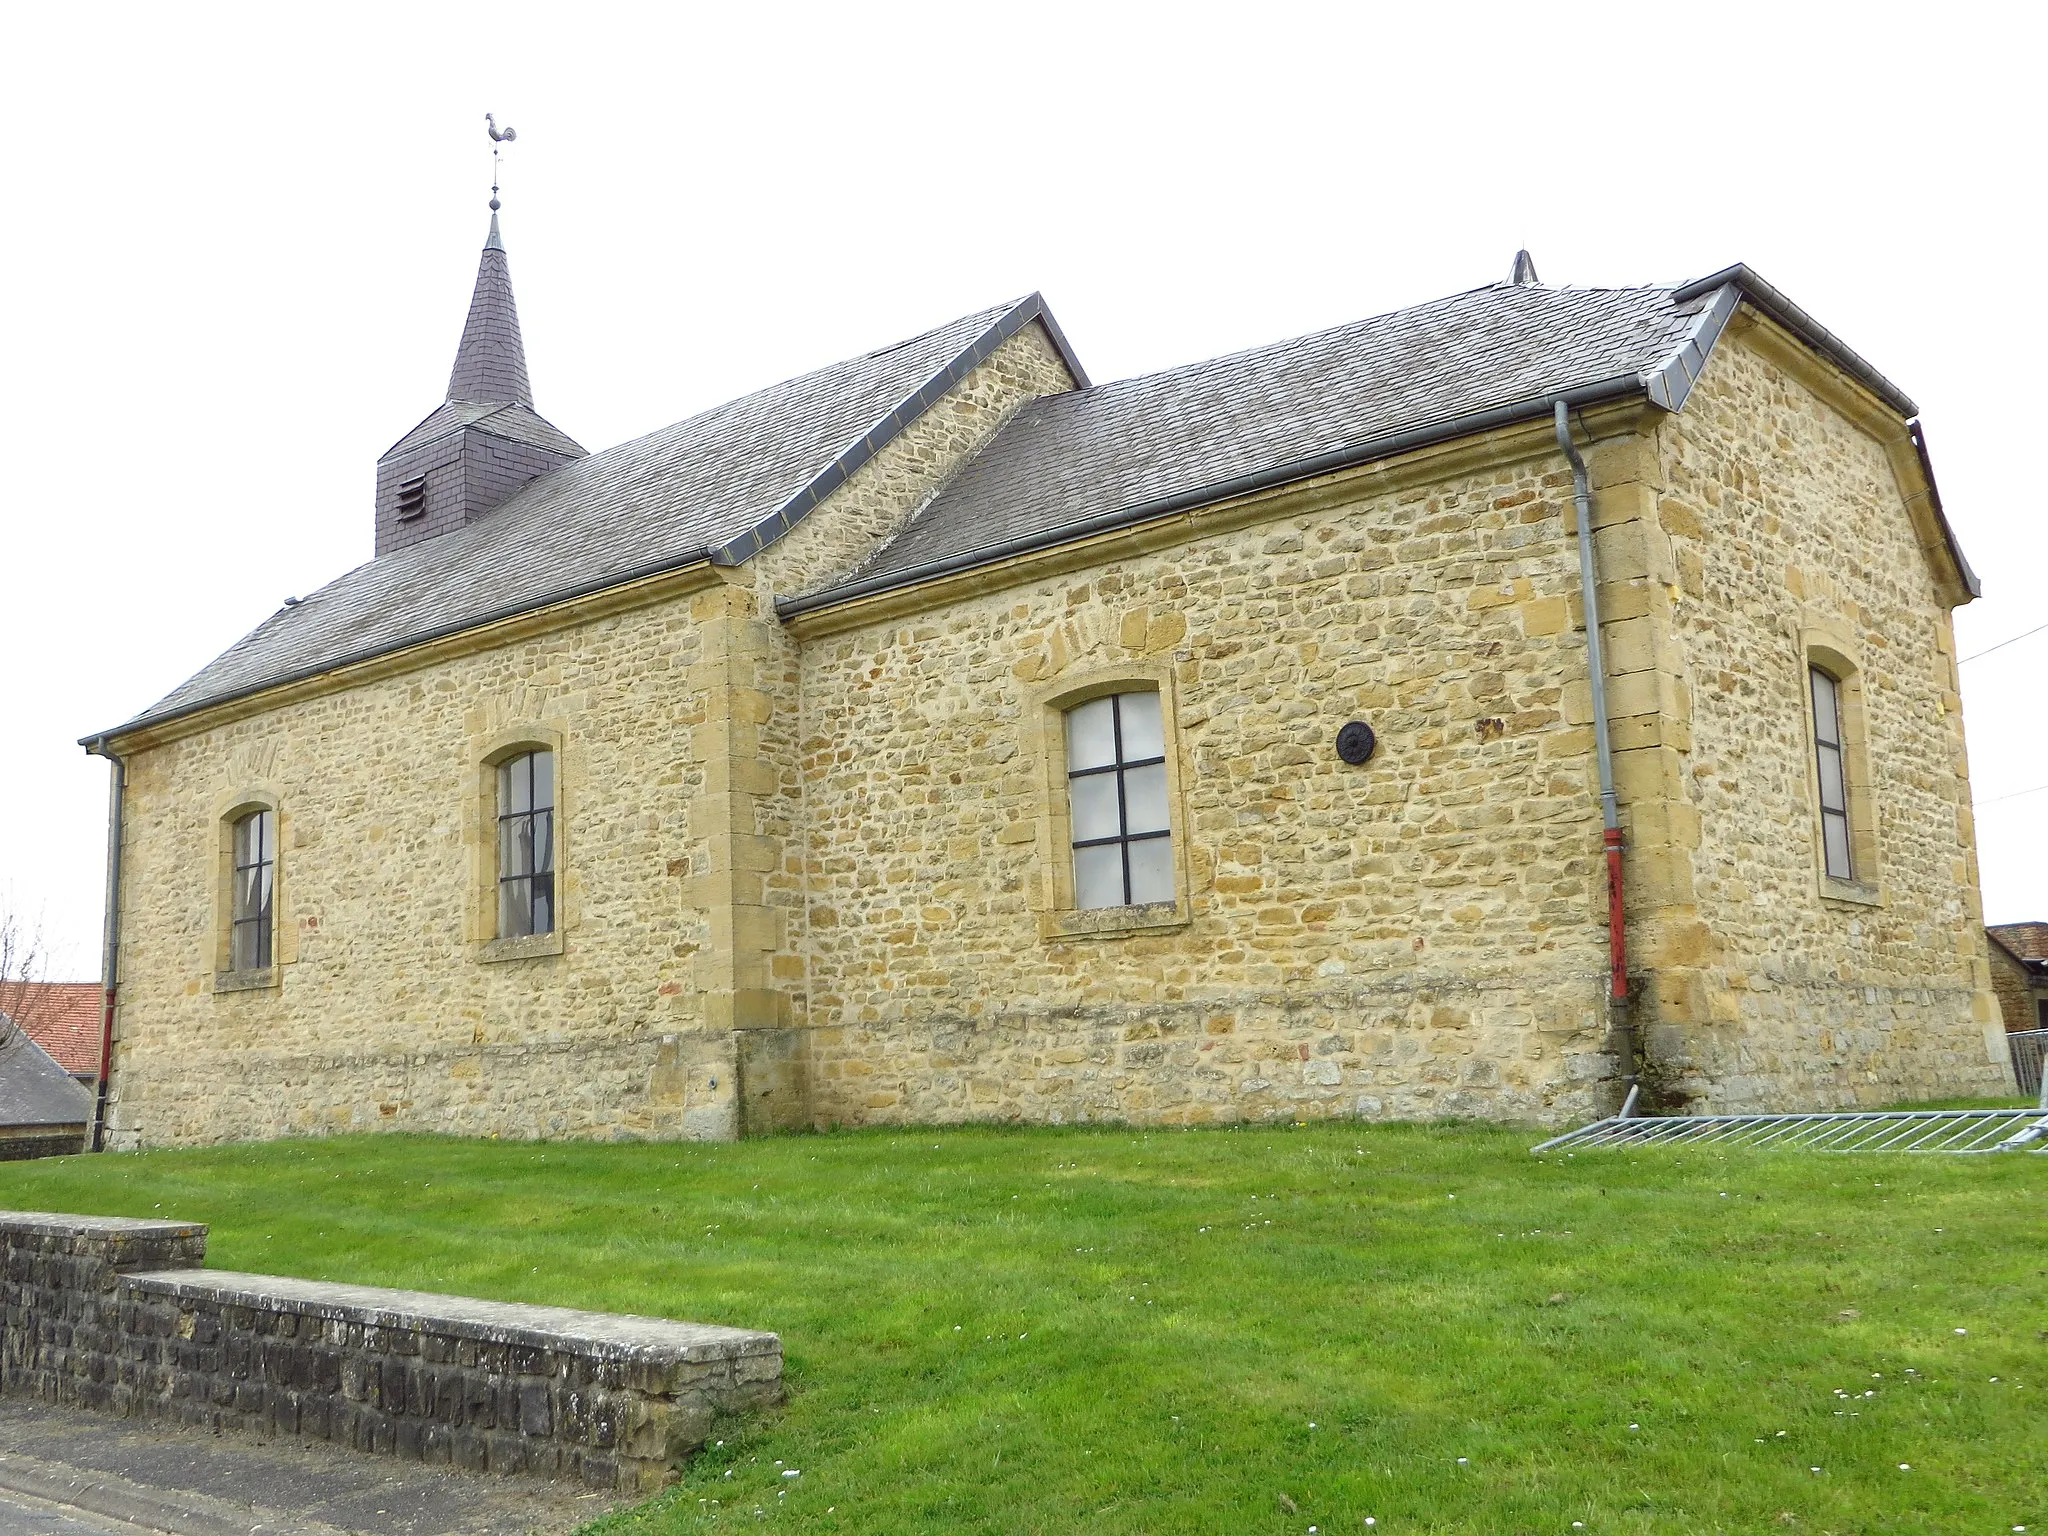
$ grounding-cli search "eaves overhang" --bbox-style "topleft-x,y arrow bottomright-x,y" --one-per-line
81,548 -> 720,752
1670,264 -> 1918,418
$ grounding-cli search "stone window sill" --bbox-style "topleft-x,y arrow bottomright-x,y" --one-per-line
479,931 -> 564,964
213,967 -> 277,994
1820,876 -> 1884,908
1039,901 -> 1190,942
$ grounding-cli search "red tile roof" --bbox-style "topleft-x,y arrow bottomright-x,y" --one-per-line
0,982 -> 104,1076
1990,922 -> 2048,963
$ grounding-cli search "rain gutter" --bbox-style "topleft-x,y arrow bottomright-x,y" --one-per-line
1552,402 -> 1637,1101
83,740 -> 124,1151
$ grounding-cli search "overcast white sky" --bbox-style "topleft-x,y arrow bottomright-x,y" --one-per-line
3,2 -> 2042,979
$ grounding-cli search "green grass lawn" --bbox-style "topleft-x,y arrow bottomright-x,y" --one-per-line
2,1122 -> 2042,1535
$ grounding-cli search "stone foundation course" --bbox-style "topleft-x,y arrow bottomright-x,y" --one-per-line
0,1210 -> 781,1494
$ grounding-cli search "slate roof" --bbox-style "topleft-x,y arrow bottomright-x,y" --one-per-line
0,1021 -> 93,1130
447,214 -> 534,408
0,982 -> 101,1076
788,281 -> 1722,609
101,294 -> 1071,738
93,261 -> 1963,741
387,400 -> 586,460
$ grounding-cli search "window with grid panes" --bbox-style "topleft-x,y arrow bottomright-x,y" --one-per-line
1065,691 -> 1174,909
229,809 -> 275,971
1810,666 -> 1853,880
497,750 -> 556,938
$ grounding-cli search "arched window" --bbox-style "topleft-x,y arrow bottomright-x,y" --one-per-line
497,749 -> 555,938
229,808 -> 275,971
1065,691 -> 1173,909
1809,665 -> 1853,880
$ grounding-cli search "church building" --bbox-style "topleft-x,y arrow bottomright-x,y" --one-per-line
82,209 -> 2016,1148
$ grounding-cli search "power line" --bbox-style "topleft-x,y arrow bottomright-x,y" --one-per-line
1960,621 -> 2048,664
1974,781 -> 2048,809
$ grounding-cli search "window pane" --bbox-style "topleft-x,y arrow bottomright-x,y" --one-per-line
1127,836 -> 1175,905
1810,668 -> 1840,743
1070,772 -> 1122,843
1074,843 -> 1125,909
500,876 -> 530,939
531,809 -> 554,873
531,872 -> 554,935
1823,813 -> 1853,880
530,750 -> 554,813
255,810 -> 273,864
236,863 -> 263,924
502,755 -> 530,815
1123,763 -> 1169,834
1118,691 -> 1165,761
1816,743 -> 1846,812
233,813 -> 255,869
231,920 -> 257,973
1066,698 -> 1117,772
499,817 -> 522,880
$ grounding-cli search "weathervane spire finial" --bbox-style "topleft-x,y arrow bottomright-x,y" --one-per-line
484,113 -> 517,247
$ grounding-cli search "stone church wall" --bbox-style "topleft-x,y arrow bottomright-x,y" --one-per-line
791,430 -> 1627,1127
104,594 -> 734,1150
101,324 -> 1082,1151
1635,325 -> 2009,1107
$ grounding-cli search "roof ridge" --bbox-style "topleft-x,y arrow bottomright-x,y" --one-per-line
1062,280 -> 1686,403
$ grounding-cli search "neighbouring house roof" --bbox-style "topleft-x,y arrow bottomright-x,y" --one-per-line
0,1019 -> 94,1130
1990,922 -> 2048,966
0,982 -> 102,1076
87,260 -> 1972,743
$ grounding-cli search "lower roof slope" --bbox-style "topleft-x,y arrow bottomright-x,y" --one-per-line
103,296 -> 1066,738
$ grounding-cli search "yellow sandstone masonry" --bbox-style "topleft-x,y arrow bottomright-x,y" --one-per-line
101,326 -> 1079,1149
100,313 -> 2008,1148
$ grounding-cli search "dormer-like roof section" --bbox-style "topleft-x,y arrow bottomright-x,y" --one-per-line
95,294 -> 1083,740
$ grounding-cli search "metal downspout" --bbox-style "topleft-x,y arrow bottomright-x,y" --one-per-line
1553,401 -> 1638,1100
89,741 -> 124,1151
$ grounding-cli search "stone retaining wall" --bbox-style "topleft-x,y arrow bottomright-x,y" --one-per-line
0,1211 -> 780,1493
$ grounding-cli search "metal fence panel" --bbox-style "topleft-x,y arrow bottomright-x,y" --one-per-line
1532,1106 -> 2048,1155
2010,1028 -> 2047,1099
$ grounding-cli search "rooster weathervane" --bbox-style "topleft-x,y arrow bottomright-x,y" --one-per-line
485,114 -> 517,212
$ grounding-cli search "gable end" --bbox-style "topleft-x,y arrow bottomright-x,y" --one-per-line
707,294 -> 1085,567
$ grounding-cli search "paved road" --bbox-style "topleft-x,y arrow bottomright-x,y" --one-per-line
0,1488 -> 153,1535
0,1396 -> 614,1536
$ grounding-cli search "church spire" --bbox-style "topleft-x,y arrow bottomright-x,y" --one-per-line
445,212 -> 533,406
448,118 -> 531,406
373,116 -> 584,559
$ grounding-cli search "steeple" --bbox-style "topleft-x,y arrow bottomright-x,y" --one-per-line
446,211 -> 534,408
372,118 -> 584,558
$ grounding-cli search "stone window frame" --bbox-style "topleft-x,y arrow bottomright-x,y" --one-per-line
209,786 -> 286,994
1026,658 -> 1193,942
473,724 -> 571,963
1796,629 -> 1882,908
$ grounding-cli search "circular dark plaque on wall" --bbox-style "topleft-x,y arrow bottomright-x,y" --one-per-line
1336,720 -> 1377,766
